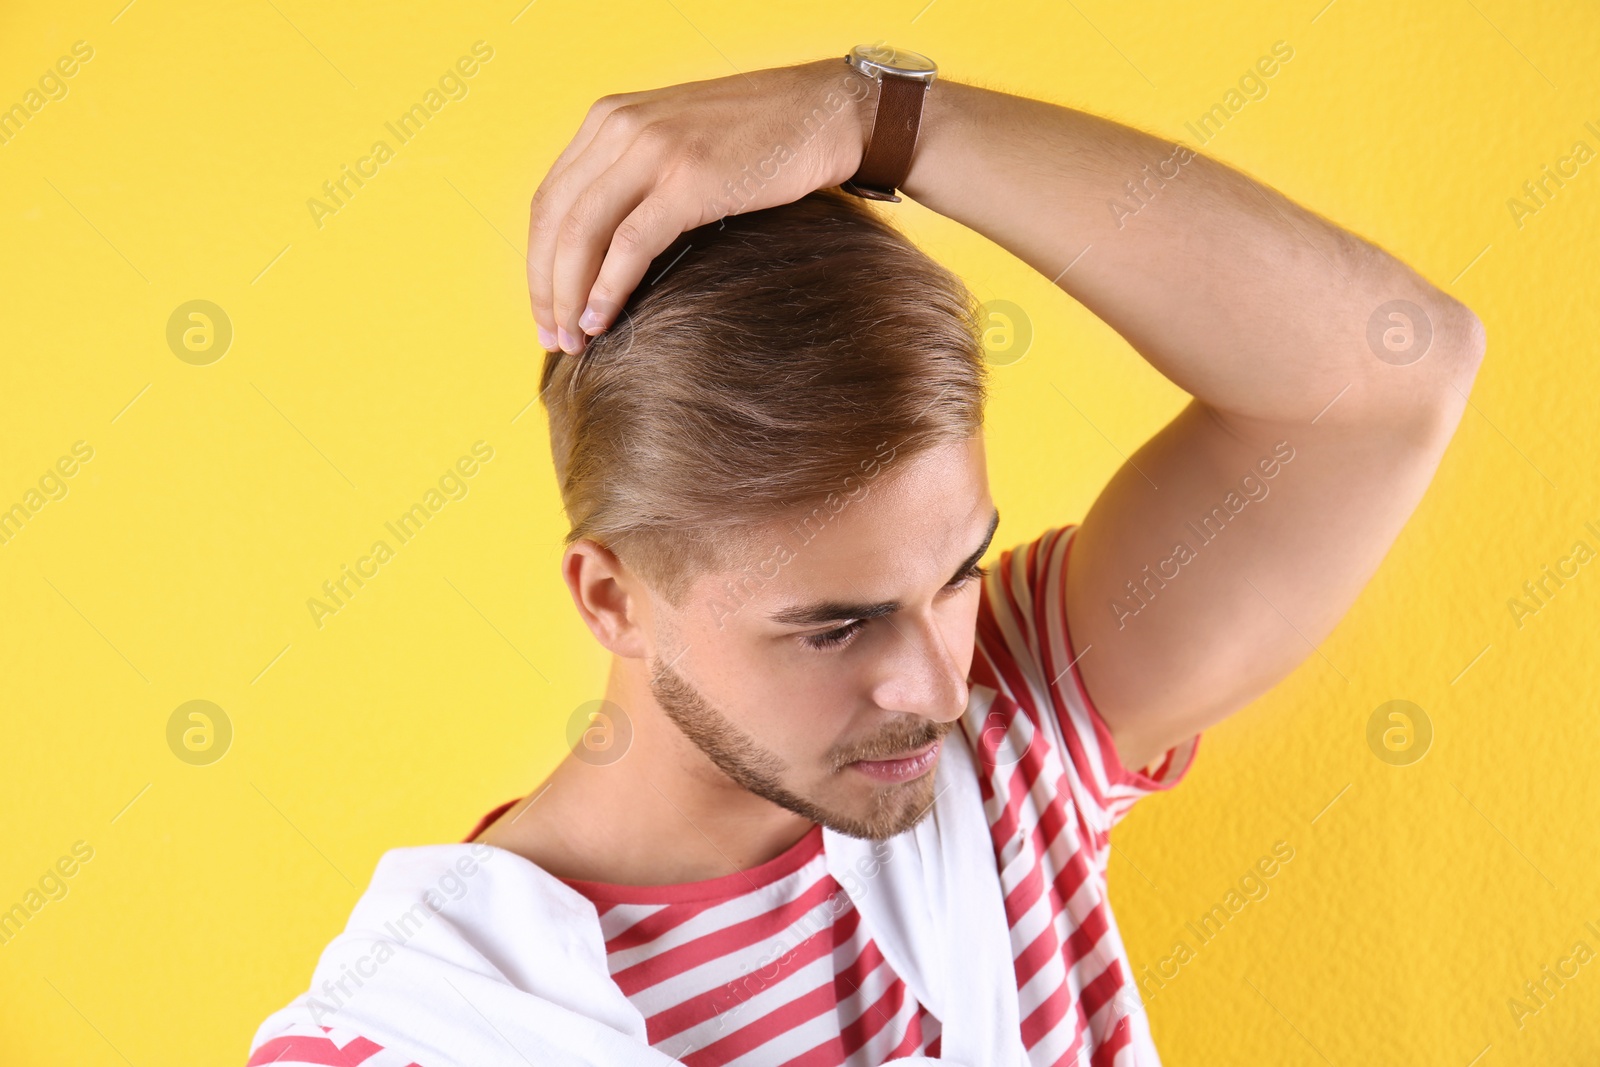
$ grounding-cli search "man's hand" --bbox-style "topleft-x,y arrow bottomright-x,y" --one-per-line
527,58 -> 871,355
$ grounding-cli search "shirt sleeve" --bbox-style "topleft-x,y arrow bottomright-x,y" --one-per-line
971,523 -> 1200,838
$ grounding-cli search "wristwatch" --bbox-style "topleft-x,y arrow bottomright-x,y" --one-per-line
840,44 -> 938,203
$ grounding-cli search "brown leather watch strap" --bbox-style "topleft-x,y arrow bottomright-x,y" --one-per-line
842,71 -> 929,203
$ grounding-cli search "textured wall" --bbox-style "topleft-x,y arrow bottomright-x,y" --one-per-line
1,1 -> 1595,1064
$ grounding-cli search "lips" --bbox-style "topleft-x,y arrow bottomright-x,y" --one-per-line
848,737 -> 943,783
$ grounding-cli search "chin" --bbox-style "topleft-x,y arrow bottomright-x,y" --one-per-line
814,773 -> 941,841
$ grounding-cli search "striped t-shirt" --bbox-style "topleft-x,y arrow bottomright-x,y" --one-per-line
247,523 -> 1200,1067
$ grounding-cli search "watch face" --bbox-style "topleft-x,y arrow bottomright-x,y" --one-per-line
849,43 -> 937,78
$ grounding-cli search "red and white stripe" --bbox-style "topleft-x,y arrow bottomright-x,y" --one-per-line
968,524 -> 1198,1066
560,824 -> 939,1066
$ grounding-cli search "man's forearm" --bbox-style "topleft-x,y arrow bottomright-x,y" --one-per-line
896,76 -> 1484,427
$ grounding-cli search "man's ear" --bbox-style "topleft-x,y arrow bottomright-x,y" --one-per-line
562,538 -> 652,659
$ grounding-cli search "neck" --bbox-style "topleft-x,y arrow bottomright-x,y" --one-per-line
479,655 -> 815,886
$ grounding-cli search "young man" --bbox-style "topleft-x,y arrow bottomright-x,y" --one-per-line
247,48 -> 1484,1067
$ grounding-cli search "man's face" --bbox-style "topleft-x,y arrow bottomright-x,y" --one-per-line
644,433 -> 996,840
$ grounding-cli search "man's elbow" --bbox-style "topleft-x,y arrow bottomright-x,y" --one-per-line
1442,295 -> 1488,369
1435,292 -> 1486,385
1404,293 -> 1487,445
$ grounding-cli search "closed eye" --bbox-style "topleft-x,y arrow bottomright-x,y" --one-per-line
799,562 -> 989,652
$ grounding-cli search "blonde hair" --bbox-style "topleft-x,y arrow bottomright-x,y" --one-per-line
539,187 -> 989,606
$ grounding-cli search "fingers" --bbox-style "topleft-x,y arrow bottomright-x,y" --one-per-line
527,99 -> 646,350
581,190 -> 699,339
546,157 -> 663,352
529,67 -> 823,353
527,99 -> 621,346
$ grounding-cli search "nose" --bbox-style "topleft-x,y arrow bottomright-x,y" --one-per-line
869,608 -> 971,724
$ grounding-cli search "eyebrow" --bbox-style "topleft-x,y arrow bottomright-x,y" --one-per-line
768,507 -> 1001,628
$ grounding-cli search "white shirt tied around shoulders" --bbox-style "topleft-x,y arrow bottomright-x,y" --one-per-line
248,715 -> 1043,1067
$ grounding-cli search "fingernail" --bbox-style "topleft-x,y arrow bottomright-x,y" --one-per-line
579,305 -> 607,335
558,327 -> 581,354
537,323 -> 557,350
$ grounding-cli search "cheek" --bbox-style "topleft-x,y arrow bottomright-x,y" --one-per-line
740,651 -> 865,755
792,672 -> 861,742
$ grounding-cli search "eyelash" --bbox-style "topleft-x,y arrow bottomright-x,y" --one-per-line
800,563 -> 990,652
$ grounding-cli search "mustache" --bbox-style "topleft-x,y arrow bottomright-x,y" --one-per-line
833,717 -> 956,770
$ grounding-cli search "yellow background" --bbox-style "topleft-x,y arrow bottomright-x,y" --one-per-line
2,1 -> 1596,1063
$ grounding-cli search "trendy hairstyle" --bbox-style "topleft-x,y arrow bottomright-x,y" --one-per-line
538,186 -> 990,608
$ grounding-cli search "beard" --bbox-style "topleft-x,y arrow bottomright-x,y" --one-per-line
648,655 -> 954,840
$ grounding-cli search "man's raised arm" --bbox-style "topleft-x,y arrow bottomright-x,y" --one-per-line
898,73 -> 1486,771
